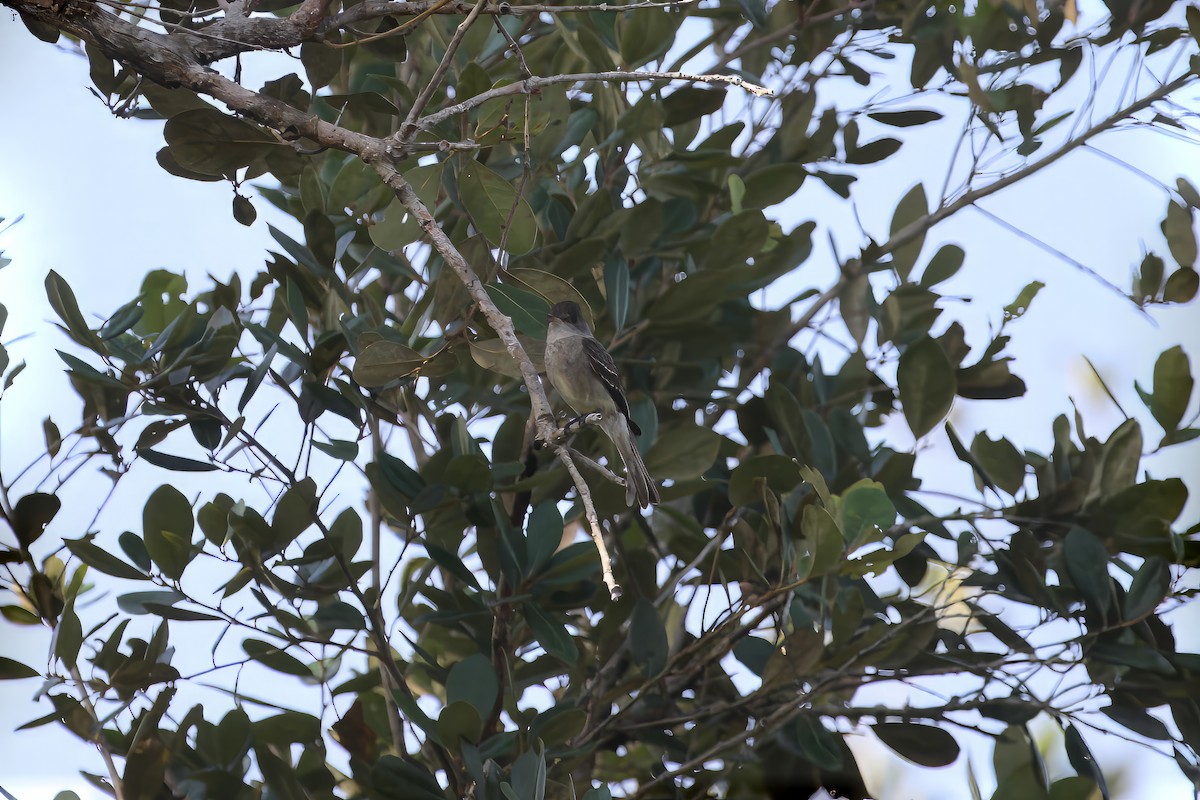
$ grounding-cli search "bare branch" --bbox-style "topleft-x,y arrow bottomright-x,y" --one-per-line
872,69 -> 1197,263
405,69 -> 773,144
328,0 -> 697,31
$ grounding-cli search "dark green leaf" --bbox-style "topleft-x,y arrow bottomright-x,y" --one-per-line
1063,527 -> 1112,615
45,270 -> 103,349
143,485 -> 195,581
1004,281 -> 1044,320
897,336 -> 956,438
487,283 -> 551,340
868,109 -> 943,127
371,754 -> 444,800
0,656 -> 39,680
1162,200 -> 1197,267
1063,725 -> 1109,800
1124,556 -> 1169,621
457,161 -> 538,254
629,597 -> 668,675
253,711 -> 321,746
64,538 -> 148,580
526,501 -> 563,574
728,454 -> 803,507
776,716 -> 843,769
840,480 -> 896,546
1148,345 -> 1193,434
13,492 -> 61,550
137,448 -> 218,471
523,602 -> 577,664
243,639 -> 311,677
117,590 -> 185,615
920,244 -> 965,287
1164,266 -> 1199,303
873,722 -> 960,767
890,184 -> 928,280
446,654 -> 499,719
645,425 -> 721,482
164,109 -> 275,176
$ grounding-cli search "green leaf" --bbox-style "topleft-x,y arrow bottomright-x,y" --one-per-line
728,454 -> 803,507
53,602 -> 83,667
12,492 -> 61,550
457,161 -> 538,254
253,711 -> 322,746
523,602 -> 577,664
1148,345 -> 1193,434
741,163 -> 808,209
897,335 -> 956,438
531,706 -> 587,746
732,636 -> 776,677
1063,527 -> 1112,615
1097,419 -> 1141,496
920,244 -> 965,287
313,438 -> 360,460
272,477 -> 318,545
0,656 -> 40,680
45,270 -> 103,349
1004,281 -> 1045,321
970,433 -> 1026,495
776,716 -> 843,769
629,597 -> 668,675
446,653 -> 499,719
645,425 -> 722,482
840,480 -> 896,547
1164,266 -> 1199,303
137,448 -> 218,471
117,590 -> 185,615
526,501 -> 563,574
1162,200 -> 1197,267
799,503 -> 843,578
437,700 -> 484,745
889,184 -> 928,280
703,210 -> 769,269
164,109 -> 275,176
604,256 -> 630,331
1063,724 -> 1109,800
1047,777 -> 1101,800
872,722 -> 960,767
242,639 -> 311,677
143,484 -> 195,581
232,194 -> 256,226
64,537 -> 148,580
372,754 -> 444,800
617,6 -> 674,67
1124,556 -> 1169,621
486,283 -> 551,340
868,109 -> 943,127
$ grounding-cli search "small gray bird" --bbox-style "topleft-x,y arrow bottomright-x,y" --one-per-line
543,301 -> 659,509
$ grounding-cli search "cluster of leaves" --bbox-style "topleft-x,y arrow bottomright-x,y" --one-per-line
3,0 -> 1200,799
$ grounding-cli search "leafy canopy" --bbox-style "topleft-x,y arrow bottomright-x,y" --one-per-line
2,0 -> 1200,798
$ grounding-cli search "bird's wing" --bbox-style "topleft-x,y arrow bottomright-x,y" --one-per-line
582,336 -> 641,436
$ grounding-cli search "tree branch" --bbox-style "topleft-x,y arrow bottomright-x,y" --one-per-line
405,69 -> 772,144
871,69 -> 1197,263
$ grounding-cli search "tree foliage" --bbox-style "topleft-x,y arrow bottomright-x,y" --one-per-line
2,0 -> 1200,798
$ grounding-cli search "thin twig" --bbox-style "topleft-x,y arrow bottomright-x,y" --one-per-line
398,0 -> 490,141
876,70 -> 1196,261
69,664 -> 125,800
408,69 -> 773,138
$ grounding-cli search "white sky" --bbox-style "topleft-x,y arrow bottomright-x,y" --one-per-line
1,5 -> 1199,799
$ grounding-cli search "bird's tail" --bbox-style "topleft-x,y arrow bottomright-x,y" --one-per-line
610,420 -> 659,509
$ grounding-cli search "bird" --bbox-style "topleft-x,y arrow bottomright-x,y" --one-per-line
543,301 -> 659,509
